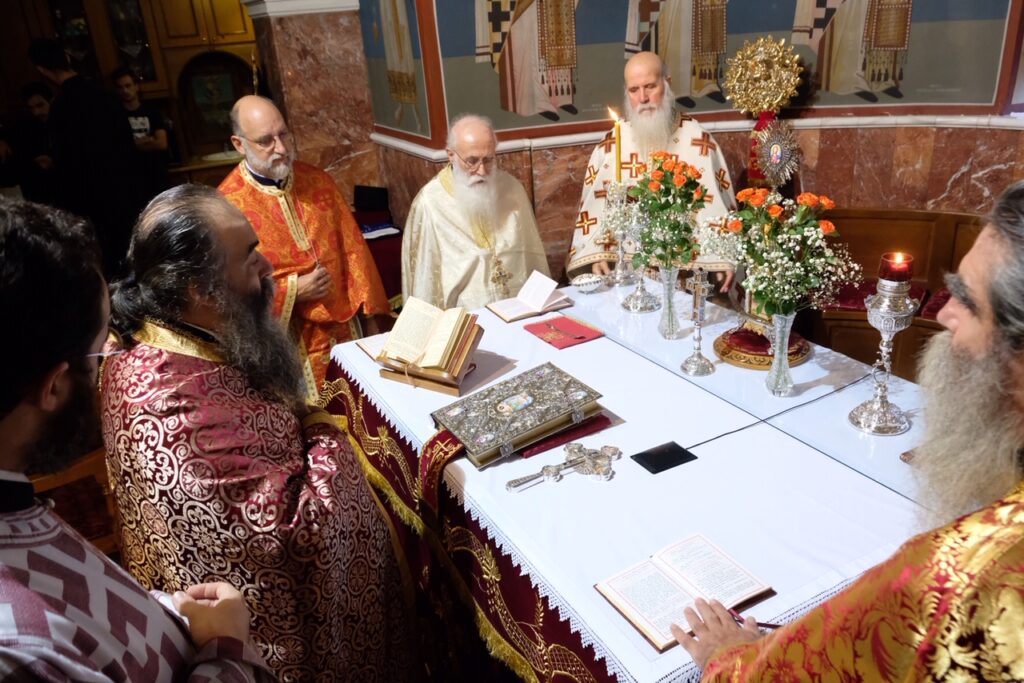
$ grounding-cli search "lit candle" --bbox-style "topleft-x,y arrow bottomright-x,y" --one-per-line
879,252 -> 913,282
608,107 -> 622,183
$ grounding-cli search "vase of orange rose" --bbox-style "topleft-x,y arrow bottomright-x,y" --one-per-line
628,152 -> 709,339
697,189 -> 861,395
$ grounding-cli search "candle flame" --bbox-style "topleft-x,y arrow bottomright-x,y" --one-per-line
894,252 -> 905,264
607,107 -> 620,122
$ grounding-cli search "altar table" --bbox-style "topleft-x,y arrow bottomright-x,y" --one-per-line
325,285 -> 925,683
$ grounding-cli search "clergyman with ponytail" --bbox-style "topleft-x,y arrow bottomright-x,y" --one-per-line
101,184 -> 412,680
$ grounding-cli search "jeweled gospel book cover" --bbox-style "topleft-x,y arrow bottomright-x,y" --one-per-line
431,362 -> 602,468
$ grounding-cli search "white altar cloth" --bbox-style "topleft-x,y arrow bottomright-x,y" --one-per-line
330,304 -> 925,682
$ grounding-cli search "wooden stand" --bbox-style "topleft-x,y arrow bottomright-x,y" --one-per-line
377,323 -> 483,396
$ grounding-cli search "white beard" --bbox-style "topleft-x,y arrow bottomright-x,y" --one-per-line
243,141 -> 295,181
452,163 -> 500,230
625,83 -> 677,160
913,331 -> 1024,530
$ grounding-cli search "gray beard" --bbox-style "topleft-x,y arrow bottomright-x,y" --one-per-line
217,276 -> 308,408
913,331 -> 1024,530
452,164 -> 500,231
625,83 -> 677,160
244,143 -> 295,182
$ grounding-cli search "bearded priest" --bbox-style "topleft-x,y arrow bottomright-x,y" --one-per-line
219,96 -> 390,404
102,185 -> 411,681
567,51 -> 735,277
676,181 -> 1024,680
402,114 -> 549,309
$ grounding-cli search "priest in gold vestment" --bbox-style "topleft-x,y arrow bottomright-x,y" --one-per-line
567,52 -> 734,277
103,185 -> 411,682
674,181 -> 1024,681
402,114 -> 549,309
220,96 -> 389,402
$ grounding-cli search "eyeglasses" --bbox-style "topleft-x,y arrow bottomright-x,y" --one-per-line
240,130 -> 293,151
451,149 -> 496,172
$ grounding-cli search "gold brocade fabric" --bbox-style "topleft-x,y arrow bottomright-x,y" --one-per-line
101,323 -> 411,681
704,484 -> 1024,681
219,162 -> 390,400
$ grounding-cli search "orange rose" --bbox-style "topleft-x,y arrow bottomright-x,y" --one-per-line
747,192 -> 766,207
673,174 -> 685,187
767,204 -> 783,218
689,165 -> 702,179
651,170 -> 665,181
796,192 -> 819,208
727,219 -> 743,233
756,188 -> 770,200
662,159 -> 676,172
637,163 -> 648,174
652,151 -> 668,161
694,187 -> 704,199
648,180 -> 662,192
820,219 -> 836,235
820,195 -> 836,210
736,188 -> 754,202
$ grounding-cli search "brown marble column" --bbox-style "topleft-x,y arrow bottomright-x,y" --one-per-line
251,10 -> 379,204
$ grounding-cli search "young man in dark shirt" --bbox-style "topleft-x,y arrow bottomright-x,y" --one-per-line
111,66 -> 170,202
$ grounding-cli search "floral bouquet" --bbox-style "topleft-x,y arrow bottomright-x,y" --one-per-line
628,152 -> 709,268
697,189 -> 861,316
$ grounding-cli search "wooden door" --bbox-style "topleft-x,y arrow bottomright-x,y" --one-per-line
149,0 -> 210,48
203,0 -> 253,45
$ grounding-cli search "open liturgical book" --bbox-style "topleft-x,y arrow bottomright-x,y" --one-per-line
372,297 -> 482,393
486,270 -> 572,322
595,534 -> 772,652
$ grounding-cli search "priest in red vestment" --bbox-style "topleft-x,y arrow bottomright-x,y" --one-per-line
102,185 -> 411,681
675,181 -> 1024,681
219,95 -> 390,403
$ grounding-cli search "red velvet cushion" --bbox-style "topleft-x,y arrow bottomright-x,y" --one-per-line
726,326 -> 805,354
828,278 -> 927,314
919,287 -> 950,320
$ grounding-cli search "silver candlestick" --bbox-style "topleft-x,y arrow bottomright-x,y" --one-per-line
602,183 -> 637,287
681,268 -> 715,376
848,278 -> 919,435
621,206 -> 660,312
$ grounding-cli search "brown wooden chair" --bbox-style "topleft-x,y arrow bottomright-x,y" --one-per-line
30,445 -> 119,556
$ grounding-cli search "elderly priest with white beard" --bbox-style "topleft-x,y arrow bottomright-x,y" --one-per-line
674,181 -> 1024,680
567,51 -> 735,277
401,114 -> 549,310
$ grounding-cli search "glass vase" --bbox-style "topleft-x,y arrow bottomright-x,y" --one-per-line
765,311 -> 796,397
658,266 -> 682,339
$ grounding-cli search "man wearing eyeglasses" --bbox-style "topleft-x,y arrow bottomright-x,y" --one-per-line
219,95 -> 389,403
402,113 -> 549,309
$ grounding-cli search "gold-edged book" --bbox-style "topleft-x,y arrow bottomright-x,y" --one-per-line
360,297 -> 483,395
431,362 -> 602,468
595,534 -> 773,652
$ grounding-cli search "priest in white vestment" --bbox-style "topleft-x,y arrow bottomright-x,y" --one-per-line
402,114 -> 549,310
567,51 -> 735,277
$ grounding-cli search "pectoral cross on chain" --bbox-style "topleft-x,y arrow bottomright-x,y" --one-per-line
491,256 -> 512,298
685,268 -> 712,323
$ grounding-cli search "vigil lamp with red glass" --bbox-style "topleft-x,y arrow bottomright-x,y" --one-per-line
848,252 -> 919,435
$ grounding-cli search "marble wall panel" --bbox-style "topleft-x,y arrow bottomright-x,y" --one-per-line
891,127 -> 934,208
964,129 -> 1019,213
812,128 -> 858,206
924,128 -> 978,211
253,12 -> 379,203
377,146 -> 445,227
497,151 -> 534,205
850,128 -> 896,207
530,145 -> 593,278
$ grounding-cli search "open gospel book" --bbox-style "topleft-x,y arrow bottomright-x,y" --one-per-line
369,297 -> 482,394
486,270 -> 572,323
595,534 -> 772,652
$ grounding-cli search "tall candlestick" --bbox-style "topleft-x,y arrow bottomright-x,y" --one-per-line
608,108 -> 622,183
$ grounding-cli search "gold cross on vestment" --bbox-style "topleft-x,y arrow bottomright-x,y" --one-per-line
491,256 -> 512,298
691,132 -> 717,157
594,230 -> 619,252
716,167 -> 731,190
576,211 -> 598,235
621,153 -> 645,179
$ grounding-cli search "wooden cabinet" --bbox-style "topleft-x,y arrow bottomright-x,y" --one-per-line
150,0 -> 253,48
